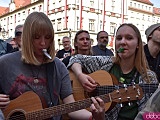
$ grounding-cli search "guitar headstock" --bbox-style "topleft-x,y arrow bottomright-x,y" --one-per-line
110,84 -> 143,103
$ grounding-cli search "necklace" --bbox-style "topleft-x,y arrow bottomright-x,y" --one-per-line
30,64 -> 44,84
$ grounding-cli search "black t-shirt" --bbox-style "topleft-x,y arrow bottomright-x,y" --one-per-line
56,49 -> 71,59
144,44 -> 160,82
0,39 -> 13,56
62,56 -> 71,66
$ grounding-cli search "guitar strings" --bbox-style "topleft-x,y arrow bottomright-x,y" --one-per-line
7,84 -> 157,119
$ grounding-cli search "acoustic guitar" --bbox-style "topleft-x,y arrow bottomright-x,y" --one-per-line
69,70 -> 158,111
3,85 -> 143,120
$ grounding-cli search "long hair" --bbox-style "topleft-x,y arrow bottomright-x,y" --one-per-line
21,12 -> 55,65
74,30 -> 92,55
114,23 -> 150,82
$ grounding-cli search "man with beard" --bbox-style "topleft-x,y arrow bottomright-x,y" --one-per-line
56,36 -> 74,60
92,31 -> 113,56
144,23 -> 160,82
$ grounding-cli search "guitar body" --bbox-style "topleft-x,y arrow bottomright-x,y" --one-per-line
3,91 -> 43,119
69,70 -> 117,111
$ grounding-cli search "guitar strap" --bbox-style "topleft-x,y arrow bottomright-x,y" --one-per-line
46,60 -> 56,107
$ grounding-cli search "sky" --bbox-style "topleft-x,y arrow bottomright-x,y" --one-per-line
0,0 -> 160,8
150,0 -> 160,7
0,0 -> 10,7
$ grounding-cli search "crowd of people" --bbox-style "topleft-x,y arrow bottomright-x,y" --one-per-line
0,11 -> 159,120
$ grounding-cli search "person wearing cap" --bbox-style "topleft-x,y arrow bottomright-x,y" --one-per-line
12,24 -> 23,52
144,23 -> 160,82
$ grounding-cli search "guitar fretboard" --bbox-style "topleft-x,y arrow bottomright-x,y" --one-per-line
26,94 -> 110,119
93,83 -> 158,96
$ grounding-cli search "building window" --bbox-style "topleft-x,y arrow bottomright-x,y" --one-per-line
157,18 -> 159,23
77,0 -> 79,3
136,13 -> 139,20
77,17 -> 80,30
89,19 -> 95,31
90,0 -> 94,7
57,18 -> 62,31
130,2 -> 132,6
153,17 -> 155,22
111,0 -> 115,11
148,16 -> 150,21
142,24 -> 144,31
100,20 -> 102,30
51,20 -> 55,27
142,14 -> 144,20
137,24 -> 139,28
32,7 -> 35,11
63,16 -> 68,29
28,9 -> 30,14
39,5 -> 42,11
110,22 -> 116,35
149,7 -> 151,11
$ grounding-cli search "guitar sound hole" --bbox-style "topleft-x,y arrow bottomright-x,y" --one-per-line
9,111 -> 26,120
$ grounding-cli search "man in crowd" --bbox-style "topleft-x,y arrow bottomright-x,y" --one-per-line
12,24 -> 23,52
0,26 -> 13,56
56,36 -> 74,60
144,23 -> 160,82
92,31 -> 113,56
62,30 -> 92,66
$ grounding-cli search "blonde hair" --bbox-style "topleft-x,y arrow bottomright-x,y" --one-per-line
114,23 -> 150,83
21,12 -> 55,65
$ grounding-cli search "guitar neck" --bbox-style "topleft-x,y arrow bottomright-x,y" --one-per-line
27,94 -> 110,119
95,83 -> 158,95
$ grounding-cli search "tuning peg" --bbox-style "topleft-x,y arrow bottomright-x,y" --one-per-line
115,85 -> 119,89
115,85 -> 120,93
116,89 -> 120,94
136,95 -> 139,100
118,98 -> 123,107
127,97 -> 131,106
131,82 -> 136,89
120,103 -> 123,107
123,84 -> 128,91
128,102 -> 131,106
123,84 -> 127,87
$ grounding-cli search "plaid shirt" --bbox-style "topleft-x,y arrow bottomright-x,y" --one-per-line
68,54 -> 158,120
135,88 -> 160,120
